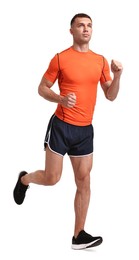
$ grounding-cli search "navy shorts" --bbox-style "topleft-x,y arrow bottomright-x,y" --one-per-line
44,115 -> 94,157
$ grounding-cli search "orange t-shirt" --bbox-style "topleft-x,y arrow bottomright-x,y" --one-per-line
44,47 -> 112,126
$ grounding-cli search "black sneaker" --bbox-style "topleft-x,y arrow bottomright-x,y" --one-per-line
13,171 -> 29,205
72,230 -> 103,250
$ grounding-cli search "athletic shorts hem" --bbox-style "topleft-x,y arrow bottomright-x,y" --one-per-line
44,142 -> 64,157
69,152 -> 93,158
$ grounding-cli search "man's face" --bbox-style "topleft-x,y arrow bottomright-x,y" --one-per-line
70,17 -> 92,44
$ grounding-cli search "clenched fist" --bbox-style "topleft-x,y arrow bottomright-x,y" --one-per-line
111,60 -> 123,76
60,93 -> 76,108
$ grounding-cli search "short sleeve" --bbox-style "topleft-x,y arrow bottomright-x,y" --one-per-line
43,54 -> 59,83
100,57 -> 112,84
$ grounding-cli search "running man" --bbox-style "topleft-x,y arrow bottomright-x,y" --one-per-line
13,13 -> 123,249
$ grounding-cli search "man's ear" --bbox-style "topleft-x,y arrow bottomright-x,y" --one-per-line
70,28 -> 73,35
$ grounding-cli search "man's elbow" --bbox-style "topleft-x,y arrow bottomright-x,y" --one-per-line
38,84 -> 43,97
106,94 -> 117,101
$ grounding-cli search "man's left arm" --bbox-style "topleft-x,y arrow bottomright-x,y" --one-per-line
101,60 -> 123,101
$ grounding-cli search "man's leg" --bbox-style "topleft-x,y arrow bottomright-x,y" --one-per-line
13,147 -> 63,204
70,155 -> 103,249
22,147 -> 63,186
70,154 -> 93,238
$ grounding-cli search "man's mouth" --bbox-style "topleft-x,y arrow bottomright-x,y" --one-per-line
82,34 -> 89,37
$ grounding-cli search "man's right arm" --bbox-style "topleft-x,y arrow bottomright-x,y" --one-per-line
38,77 -> 76,108
38,77 -> 62,103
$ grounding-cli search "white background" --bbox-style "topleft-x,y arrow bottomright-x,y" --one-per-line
0,0 -> 139,259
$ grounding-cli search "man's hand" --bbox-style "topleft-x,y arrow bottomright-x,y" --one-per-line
111,60 -> 123,77
60,93 -> 76,108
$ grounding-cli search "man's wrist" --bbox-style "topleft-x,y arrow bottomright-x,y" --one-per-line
59,95 -> 64,104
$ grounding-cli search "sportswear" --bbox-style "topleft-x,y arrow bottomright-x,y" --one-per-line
44,47 -> 112,126
44,114 -> 94,156
72,230 -> 103,250
13,171 -> 29,205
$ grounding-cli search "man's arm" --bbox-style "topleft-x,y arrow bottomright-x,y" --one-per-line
38,77 -> 76,108
38,77 -> 61,103
101,60 -> 123,101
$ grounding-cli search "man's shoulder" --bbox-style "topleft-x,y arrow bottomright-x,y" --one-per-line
89,50 -> 104,58
58,47 -> 72,55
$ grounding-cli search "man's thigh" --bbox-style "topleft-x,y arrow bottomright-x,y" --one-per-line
70,154 -> 93,179
45,146 -> 64,179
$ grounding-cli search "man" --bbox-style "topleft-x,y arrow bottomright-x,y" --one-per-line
13,13 -> 123,250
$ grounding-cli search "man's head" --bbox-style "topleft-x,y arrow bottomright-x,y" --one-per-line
70,13 -> 92,27
70,13 -> 92,45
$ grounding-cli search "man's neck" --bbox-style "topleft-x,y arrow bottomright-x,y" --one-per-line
72,43 -> 89,52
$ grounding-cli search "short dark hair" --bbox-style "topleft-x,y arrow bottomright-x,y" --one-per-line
70,13 -> 92,26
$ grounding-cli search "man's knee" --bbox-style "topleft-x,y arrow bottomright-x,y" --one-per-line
43,170 -> 61,186
75,171 -> 90,191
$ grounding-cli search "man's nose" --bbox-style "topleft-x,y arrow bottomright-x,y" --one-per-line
83,26 -> 88,32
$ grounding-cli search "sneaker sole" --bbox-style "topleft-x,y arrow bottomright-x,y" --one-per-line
71,237 -> 103,250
